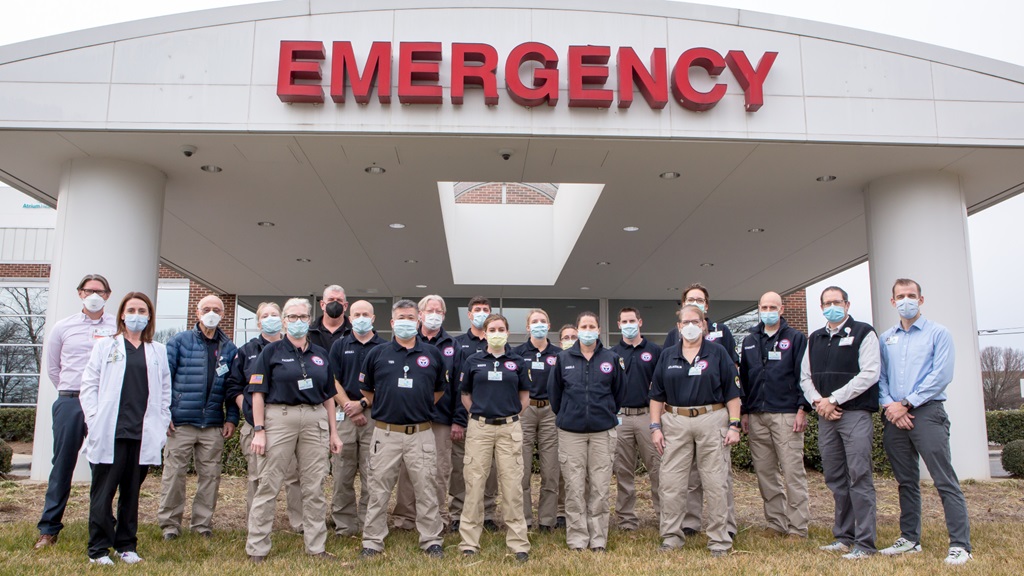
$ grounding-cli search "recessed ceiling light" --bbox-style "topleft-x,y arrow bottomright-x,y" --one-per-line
389,223 -> 406,229
660,171 -> 680,180
201,165 -> 222,173
816,175 -> 837,182
365,165 -> 386,174
667,287 -> 679,291
296,258 -> 311,263
366,288 -> 379,294
623,226 -> 640,232
566,305 -> 577,309
257,221 -> 275,227
748,227 -> 765,233
405,259 -> 418,264
415,284 -> 428,289
580,286 -> 590,290
596,261 -> 610,266
700,262 -> 714,267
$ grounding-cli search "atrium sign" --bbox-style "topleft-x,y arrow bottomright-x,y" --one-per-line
277,41 -> 777,112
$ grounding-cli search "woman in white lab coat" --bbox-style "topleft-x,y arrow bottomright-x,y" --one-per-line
80,291 -> 171,565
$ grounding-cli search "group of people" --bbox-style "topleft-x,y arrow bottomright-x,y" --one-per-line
33,276 -> 974,566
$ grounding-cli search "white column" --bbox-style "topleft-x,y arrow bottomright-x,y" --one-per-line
864,171 -> 990,480
31,159 -> 166,482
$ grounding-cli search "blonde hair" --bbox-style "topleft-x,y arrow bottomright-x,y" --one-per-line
525,308 -> 549,327
255,301 -> 281,319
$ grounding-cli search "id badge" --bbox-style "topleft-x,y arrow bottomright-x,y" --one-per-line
707,330 -> 723,340
93,327 -> 115,339
297,378 -> 313,390
767,351 -> 782,361
688,366 -> 703,376
336,411 -> 345,422
216,363 -> 229,376
617,416 -> 623,426
839,337 -> 855,347
488,371 -> 503,381
398,378 -> 414,389
885,335 -> 898,345
531,361 -> 545,370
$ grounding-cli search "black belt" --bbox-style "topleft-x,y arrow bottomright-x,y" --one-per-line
58,391 -> 80,398
471,414 -> 520,425
620,407 -> 649,416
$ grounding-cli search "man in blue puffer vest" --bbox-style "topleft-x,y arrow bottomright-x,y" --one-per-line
157,294 -> 239,540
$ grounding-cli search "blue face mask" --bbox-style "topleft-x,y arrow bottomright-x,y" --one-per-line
620,323 -> 640,339
578,330 -> 599,346
530,323 -> 549,339
759,311 -> 779,327
287,319 -> 309,339
352,316 -> 374,335
393,319 -> 418,340
124,314 -> 149,333
823,305 -> 845,323
260,315 -> 282,335
896,298 -> 919,320
471,311 -> 489,329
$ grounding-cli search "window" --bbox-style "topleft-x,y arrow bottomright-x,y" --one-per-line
0,284 -> 47,404
153,279 -> 189,344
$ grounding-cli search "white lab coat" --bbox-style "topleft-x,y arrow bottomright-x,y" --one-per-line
81,335 -> 172,466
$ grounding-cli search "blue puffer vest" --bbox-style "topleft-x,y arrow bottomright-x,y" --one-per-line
166,324 -> 239,427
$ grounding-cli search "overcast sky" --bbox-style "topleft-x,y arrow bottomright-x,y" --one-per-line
3,0 -> 1024,349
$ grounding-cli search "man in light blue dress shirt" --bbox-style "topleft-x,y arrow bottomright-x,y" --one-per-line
877,278 -> 972,566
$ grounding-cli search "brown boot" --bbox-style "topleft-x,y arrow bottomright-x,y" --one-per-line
34,534 -> 58,550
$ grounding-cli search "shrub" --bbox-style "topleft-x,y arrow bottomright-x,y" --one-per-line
0,439 -> 12,475
148,426 -> 247,477
0,407 -> 36,442
1002,439 -> 1024,477
987,410 -> 1024,445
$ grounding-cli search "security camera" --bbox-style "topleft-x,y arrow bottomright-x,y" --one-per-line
180,145 -> 198,158
499,148 -> 514,161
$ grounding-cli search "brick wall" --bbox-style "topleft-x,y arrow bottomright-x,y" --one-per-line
455,182 -> 555,205
782,288 -> 808,335
187,284 -> 236,335
0,263 -> 50,278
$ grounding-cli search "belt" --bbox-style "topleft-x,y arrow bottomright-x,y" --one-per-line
470,414 -> 520,425
620,407 -> 649,416
665,403 -> 725,417
58,391 -> 80,398
530,399 -> 549,408
374,421 -> 431,434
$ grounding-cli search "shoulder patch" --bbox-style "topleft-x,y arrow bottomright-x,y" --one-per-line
248,374 -> 264,385
618,358 -> 625,370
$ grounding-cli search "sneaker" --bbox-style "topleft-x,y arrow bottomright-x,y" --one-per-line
89,556 -> 114,566
462,549 -> 477,556
118,551 -> 143,564
842,549 -> 871,560
879,538 -> 921,556
162,532 -> 178,541
944,547 -> 972,566
555,516 -> 567,529
819,541 -> 851,553
360,548 -> 382,559
710,549 -> 730,558
425,544 -> 444,559
515,552 -> 529,562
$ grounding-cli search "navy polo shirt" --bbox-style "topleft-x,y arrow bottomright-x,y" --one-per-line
226,335 -> 273,425
650,339 -> 742,407
512,339 -> 559,400
664,320 -> 739,364
247,339 -> 333,406
329,332 -> 387,401
451,330 -> 507,427
548,341 -> 626,433
612,337 -> 663,408
420,328 -> 459,425
359,339 -> 446,426
460,351 -> 530,418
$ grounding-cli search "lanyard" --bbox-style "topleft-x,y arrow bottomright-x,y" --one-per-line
291,344 -> 308,379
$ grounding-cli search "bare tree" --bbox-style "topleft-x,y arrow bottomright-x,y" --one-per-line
0,287 -> 48,403
980,346 -> 1024,411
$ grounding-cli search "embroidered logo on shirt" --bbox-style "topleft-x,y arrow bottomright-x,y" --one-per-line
358,373 -> 365,382
546,356 -> 557,366
640,352 -> 653,362
417,355 -> 431,368
600,361 -> 613,374
504,361 -> 517,371
696,360 -> 709,371
443,346 -> 455,357
249,374 -> 264,384
311,356 -> 325,366
778,339 -> 791,350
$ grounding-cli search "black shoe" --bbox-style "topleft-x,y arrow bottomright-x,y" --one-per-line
555,517 -> 567,529
515,552 -> 529,562
483,519 -> 500,532
162,533 -> 178,541
729,531 -> 736,540
360,548 -> 381,559
449,520 -> 461,532
682,528 -> 698,537
425,545 -> 444,559
538,525 -> 555,533
569,547 -> 584,552
591,547 -> 606,553
196,531 -> 212,539
463,549 -> 477,556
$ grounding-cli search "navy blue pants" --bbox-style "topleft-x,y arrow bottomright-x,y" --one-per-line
37,395 -> 88,536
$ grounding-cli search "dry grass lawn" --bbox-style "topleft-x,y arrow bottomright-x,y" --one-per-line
1,468 -> 1022,575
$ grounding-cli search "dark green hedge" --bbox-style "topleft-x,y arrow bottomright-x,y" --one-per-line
149,427 -> 248,477
0,407 -> 36,442
986,410 -> 1024,445
1002,439 -> 1024,477
0,439 -> 12,475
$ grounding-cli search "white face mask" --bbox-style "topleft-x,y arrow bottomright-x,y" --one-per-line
681,323 -> 703,342
82,293 -> 106,313
201,312 -> 221,329
423,313 -> 444,331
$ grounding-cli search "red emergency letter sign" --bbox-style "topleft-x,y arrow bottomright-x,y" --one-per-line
451,43 -> 499,105
330,41 -> 392,104
567,45 -> 613,108
617,47 -> 668,109
671,47 -> 727,112
505,42 -> 559,107
397,42 -> 443,105
277,41 -> 326,103
725,50 -> 778,112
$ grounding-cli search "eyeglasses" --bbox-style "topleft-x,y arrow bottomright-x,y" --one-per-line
284,314 -> 311,322
560,336 -> 576,341
80,289 -> 110,296
684,297 -> 707,305
822,300 -> 846,307
680,320 -> 702,327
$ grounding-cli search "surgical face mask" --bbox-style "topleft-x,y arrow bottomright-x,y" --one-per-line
352,316 -> 374,335
823,305 -> 845,323
286,319 -> 309,339
124,314 -> 149,333
393,319 -> 418,340
530,323 -> 549,339
471,311 -> 489,329
620,323 -> 640,339
759,311 -> 780,327
896,298 -> 920,320
201,312 -> 221,329
260,315 -> 282,335
561,338 -> 577,350
578,330 -> 599,346
486,332 -> 508,349
325,301 -> 345,319
681,323 -> 703,342
82,293 -> 106,313
686,301 -> 707,314
423,312 -> 444,331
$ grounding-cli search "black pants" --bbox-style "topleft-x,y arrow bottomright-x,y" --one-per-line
88,439 -> 148,559
38,395 -> 88,536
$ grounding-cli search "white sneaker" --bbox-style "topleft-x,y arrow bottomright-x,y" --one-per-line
819,541 -> 851,552
879,537 -> 921,556
89,556 -> 114,565
842,549 -> 872,560
119,551 -> 143,564
944,547 -> 972,565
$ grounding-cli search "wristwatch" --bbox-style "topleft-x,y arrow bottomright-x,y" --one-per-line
901,398 -> 914,410
253,425 -> 265,432
359,398 -> 369,410
827,395 -> 837,405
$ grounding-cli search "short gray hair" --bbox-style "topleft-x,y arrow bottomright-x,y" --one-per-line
392,299 -> 418,314
283,297 -> 312,315
418,294 -> 446,314
323,285 -> 346,299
